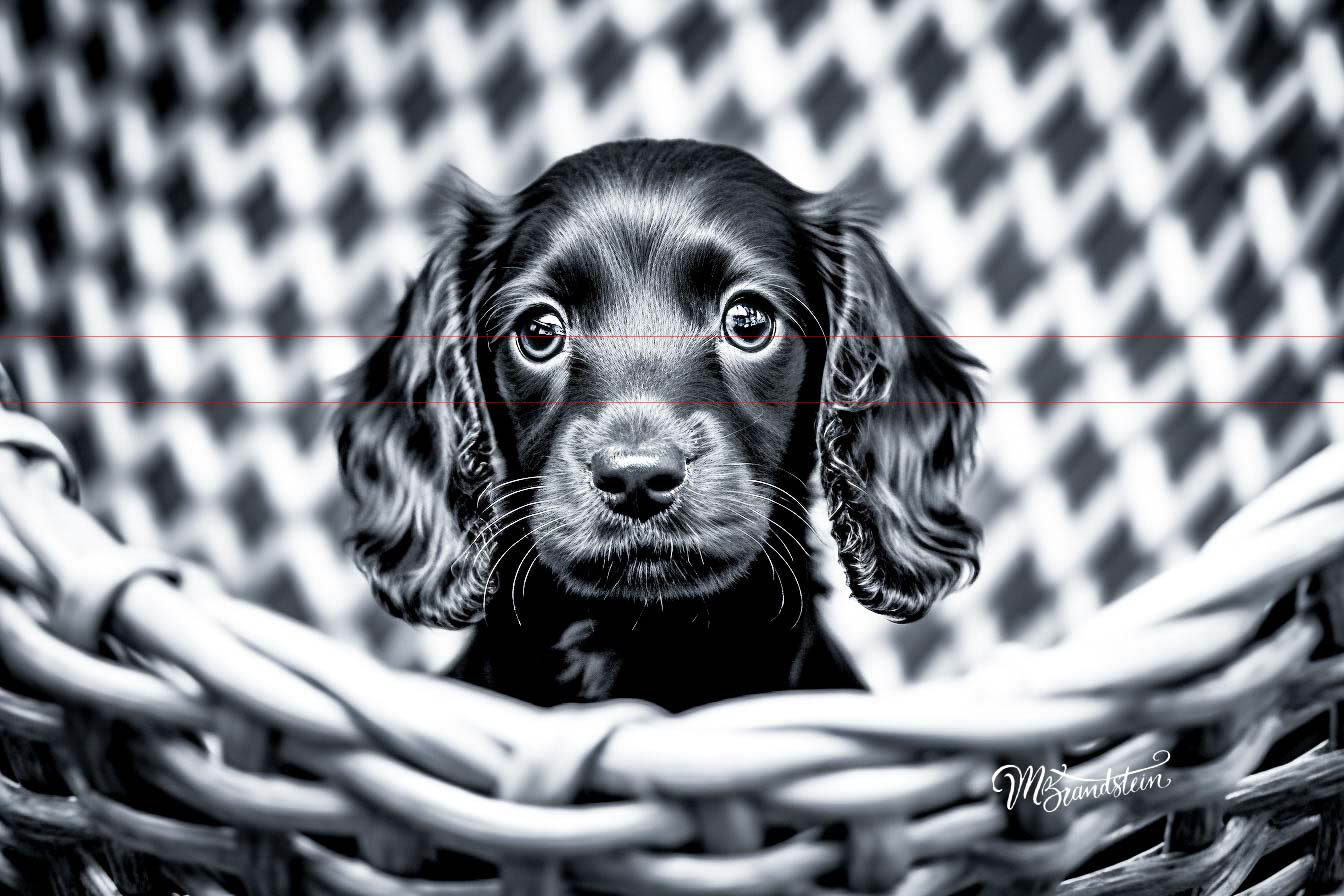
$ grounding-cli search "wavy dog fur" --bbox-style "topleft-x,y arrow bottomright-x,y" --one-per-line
334,170 -> 509,628
800,191 -> 984,622
335,140 -> 983,707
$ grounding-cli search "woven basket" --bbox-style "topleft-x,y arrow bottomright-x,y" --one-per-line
1,373 -> 1343,896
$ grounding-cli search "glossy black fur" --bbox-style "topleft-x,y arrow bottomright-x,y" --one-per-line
335,140 -> 984,711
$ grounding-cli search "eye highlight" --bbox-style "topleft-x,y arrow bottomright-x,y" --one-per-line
721,295 -> 775,352
515,307 -> 567,362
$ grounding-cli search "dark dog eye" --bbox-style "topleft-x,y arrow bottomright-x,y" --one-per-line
722,297 -> 775,352
516,308 -> 566,362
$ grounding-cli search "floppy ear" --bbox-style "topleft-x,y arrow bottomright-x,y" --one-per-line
333,170 -> 509,628
801,193 -> 984,622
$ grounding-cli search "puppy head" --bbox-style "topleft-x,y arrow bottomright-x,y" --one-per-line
335,140 -> 981,628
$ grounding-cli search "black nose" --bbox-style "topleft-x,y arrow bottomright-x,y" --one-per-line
590,444 -> 686,519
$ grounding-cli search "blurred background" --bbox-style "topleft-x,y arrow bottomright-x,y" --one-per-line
2,0 -> 1343,685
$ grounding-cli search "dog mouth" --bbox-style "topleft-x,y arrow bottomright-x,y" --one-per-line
555,545 -> 754,599
527,502 -> 764,599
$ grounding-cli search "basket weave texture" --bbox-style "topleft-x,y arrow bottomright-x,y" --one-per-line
1,386 -> 1344,895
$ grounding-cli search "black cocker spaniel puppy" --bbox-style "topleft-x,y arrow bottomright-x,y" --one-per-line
335,139 -> 983,712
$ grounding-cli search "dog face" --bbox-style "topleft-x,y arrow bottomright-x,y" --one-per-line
336,140 -> 983,628
484,157 -> 820,600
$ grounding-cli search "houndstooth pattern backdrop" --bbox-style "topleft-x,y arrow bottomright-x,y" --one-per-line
2,0 -> 1343,685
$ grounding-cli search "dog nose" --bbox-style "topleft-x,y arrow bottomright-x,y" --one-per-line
590,444 -> 685,519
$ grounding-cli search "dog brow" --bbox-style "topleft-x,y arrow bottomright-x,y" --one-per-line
478,277 -> 554,338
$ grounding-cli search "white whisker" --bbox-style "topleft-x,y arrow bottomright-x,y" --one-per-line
462,498 -> 551,562
482,512 -> 558,604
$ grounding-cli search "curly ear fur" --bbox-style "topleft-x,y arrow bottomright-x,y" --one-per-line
334,170 -> 509,628
802,193 -> 984,622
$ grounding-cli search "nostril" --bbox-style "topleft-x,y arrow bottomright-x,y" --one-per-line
592,469 -> 627,495
646,470 -> 684,494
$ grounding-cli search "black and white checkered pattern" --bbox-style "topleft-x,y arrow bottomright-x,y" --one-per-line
2,0 -> 1342,682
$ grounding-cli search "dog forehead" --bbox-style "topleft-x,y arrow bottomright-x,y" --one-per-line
514,183 -> 792,331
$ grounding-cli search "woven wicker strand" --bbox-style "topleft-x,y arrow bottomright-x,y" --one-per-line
0,397 -> 1343,895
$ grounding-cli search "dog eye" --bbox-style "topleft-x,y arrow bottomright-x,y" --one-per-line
722,297 -> 775,352
516,308 -> 567,362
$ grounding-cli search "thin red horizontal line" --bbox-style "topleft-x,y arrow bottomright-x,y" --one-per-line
15,401 -> 1343,407
1,334 -> 1342,339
